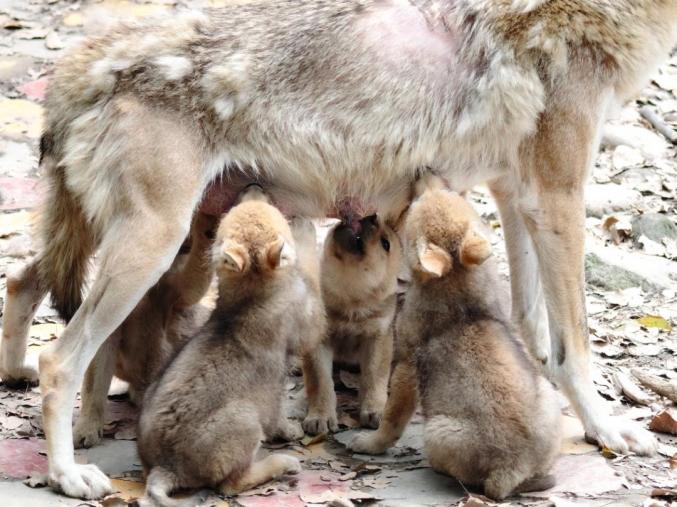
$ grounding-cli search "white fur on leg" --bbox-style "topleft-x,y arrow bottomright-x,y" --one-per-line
556,358 -> 657,456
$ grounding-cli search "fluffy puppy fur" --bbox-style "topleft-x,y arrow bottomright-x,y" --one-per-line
73,212 -> 217,448
303,215 -> 401,433
137,190 -> 321,505
350,176 -> 561,500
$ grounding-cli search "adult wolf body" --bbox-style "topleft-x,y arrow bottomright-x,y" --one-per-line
1,0 -> 675,499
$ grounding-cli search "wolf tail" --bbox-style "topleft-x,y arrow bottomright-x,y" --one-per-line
35,131 -> 96,322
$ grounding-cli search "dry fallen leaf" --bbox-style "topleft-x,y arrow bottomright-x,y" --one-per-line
649,410 -> 677,435
637,315 -> 672,331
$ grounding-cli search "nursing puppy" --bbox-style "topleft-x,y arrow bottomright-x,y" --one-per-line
303,215 -> 400,434
137,189 -> 320,505
350,176 -> 560,500
73,212 -> 217,449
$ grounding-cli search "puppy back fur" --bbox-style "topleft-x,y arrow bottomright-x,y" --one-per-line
401,186 -> 561,499
137,199 -> 316,496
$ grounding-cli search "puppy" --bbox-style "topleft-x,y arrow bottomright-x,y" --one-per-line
73,211 -> 217,448
137,188 -> 321,505
303,215 -> 401,434
350,176 -> 561,500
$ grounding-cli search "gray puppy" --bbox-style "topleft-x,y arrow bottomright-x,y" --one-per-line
137,189 -> 323,505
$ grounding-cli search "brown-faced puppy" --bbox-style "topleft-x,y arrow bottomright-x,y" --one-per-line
303,215 -> 401,434
137,190 -> 318,505
350,177 -> 561,500
73,211 -> 217,448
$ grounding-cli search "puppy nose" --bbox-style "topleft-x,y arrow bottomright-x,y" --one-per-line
333,223 -> 364,255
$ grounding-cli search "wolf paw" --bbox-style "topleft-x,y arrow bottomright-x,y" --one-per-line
585,415 -> 657,456
49,463 -> 113,499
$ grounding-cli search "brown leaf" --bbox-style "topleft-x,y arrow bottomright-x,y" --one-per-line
651,488 -> 677,499
649,410 -> 677,435
670,454 -> 677,469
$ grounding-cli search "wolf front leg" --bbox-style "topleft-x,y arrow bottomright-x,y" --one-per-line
519,93 -> 656,455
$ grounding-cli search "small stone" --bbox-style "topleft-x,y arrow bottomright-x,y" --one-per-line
45,31 -> 64,50
586,183 -> 641,218
585,253 -> 650,291
612,145 -> 644,170
62,13 -> 84,27
632,213 -> 677,243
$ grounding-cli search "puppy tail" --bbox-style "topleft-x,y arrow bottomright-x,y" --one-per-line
513,473 -> 556,494
35,132 -> 96,322
141,467 -> 199,507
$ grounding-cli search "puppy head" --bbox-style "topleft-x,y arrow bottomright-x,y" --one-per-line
214,190 -> 295,279
404,188 -> 491,281
324,214 -> 401,294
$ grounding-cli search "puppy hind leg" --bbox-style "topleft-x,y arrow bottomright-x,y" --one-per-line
73,334 -> 117,448
0,259 -> 48,385
220,454 -> 301,496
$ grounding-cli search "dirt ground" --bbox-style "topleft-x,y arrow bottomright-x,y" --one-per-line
0,1 -> 675,506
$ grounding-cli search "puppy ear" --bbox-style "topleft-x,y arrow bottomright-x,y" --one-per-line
266,236 -> 296,269
220,241 -> 249,272
460,229 -> 492,267
416,240 -> 451,278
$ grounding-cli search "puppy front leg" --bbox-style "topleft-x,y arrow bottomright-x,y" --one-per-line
169,212 -> 218,308
73,335 -> 117,448
349,359 -> 417,454
272,405 -> 304,442
302,343 -> 338,434
358,330 -> 393,428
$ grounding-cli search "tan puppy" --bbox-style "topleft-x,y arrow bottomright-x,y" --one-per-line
137,189 -> 322,504
350,176 -> 561,500
73,211 -> 217,448
303,215 -> 401,434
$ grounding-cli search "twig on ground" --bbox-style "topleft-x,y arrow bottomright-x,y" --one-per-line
632,369 -> 677,404
639,106 -> 677,144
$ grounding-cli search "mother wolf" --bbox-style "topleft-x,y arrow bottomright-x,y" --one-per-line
1,0 -> 675,499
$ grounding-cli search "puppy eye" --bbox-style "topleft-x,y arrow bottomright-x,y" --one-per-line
380,237 -> 390,252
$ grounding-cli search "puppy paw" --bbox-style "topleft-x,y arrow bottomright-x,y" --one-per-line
348,431 -> 389,455
360,409 -> 382,429
276,419 -> 305,442
73,418 -> 103,449
585,416 -> 657,456
302,412 -> 338,435
276,455 -> 302,476
49,463 -> 113,499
